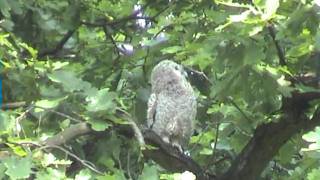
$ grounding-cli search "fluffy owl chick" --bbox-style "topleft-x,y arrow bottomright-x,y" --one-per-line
147,60 -> 197,152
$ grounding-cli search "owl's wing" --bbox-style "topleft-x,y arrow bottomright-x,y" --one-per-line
147,93 -> 157,129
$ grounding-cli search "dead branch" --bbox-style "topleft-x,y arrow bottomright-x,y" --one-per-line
1,101 -> 27,109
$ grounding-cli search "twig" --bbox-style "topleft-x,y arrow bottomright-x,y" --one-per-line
267,23 -> 286,66
116,108 -> 145,147
127,152 -> 132,180
153,25 -> 172,39
33,105 -> 83,123
211,123 -> 220,162
227,96 -> 253,123
15,105 -> 33,123
102,25 -> 120,56
81,2 -> 154,28
81,1 -> 167,30
36,111 -> 43,136
15,105 -> 33,137
116,155 -> 123,173
149,5 -> 170,21
7,141 -> 103,175
107,2 -> 153,26
42,145 -> 104,175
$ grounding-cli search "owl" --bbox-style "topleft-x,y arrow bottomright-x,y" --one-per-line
147,60 -> 197,152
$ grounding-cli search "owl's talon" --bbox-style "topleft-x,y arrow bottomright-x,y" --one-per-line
162,136 -> 170,144
172,142 -> 184,153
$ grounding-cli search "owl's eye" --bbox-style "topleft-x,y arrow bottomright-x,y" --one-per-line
174,66 -> 179,70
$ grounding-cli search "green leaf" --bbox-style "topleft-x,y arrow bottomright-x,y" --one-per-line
139,164 -> 159,180
308,168 -> 320,180
97,174 -> 116,180
277,76 -> 294,97
41,153 -> 56,167
6,143 -> 27,156
161,46 -> 183,54
199,148 -> 213,155
35,97 -> 66,110
263,0 -> 279,20
303,127 -> 320,142
315,30 -> 320,51
0,163 -> 5,179
229,11 -> 250,22
302,127 -> 320,151
19,43 -> 38,58
296,84 -> 320,93
287,41 -> 312,58
0,0 -> 10,17
0,19 -> 14,31
160,171 -> 195,180
48,70 -> 92,93
190,131 -> 214,146
185,47 -> 213,70
277,141 -> 295,164
75,169 -> 92,180
52,61 -> 69,70
88,119 -> 110,131
0,111 -> 14,134
244,43 -> 264,65
3,156 -> 33,179
36,167 -> 66,180
7,0 -> 22,15
86,88 -> 116,112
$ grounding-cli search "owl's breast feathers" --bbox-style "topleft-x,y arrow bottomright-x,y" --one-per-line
147,60 -> 197,150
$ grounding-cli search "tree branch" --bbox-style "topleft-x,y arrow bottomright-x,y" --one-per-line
143,130 -> 214,180
102,25 -> 121,56
38,29 -> 77,58
42,122 -> 91,146
116,108 -> 145,147
80,1 -> 168,29
267,23 -> 287,66
42,144 -> 104,175
219,104 -> 320,180
185,68 -> 320,179
40,121 -> 214,179
1,101 -> 27,109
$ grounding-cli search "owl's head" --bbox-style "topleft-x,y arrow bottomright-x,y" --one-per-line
151,60 -> 188,91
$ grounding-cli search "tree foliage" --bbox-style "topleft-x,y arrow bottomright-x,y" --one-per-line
1,0 -> 320,179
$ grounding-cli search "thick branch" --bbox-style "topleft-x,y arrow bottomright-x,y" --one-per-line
143,130 -> 214,180
41,122 -> 213,179
219,106 -> 320,180
1,101 -> 27,109
42,122 -> 91,146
